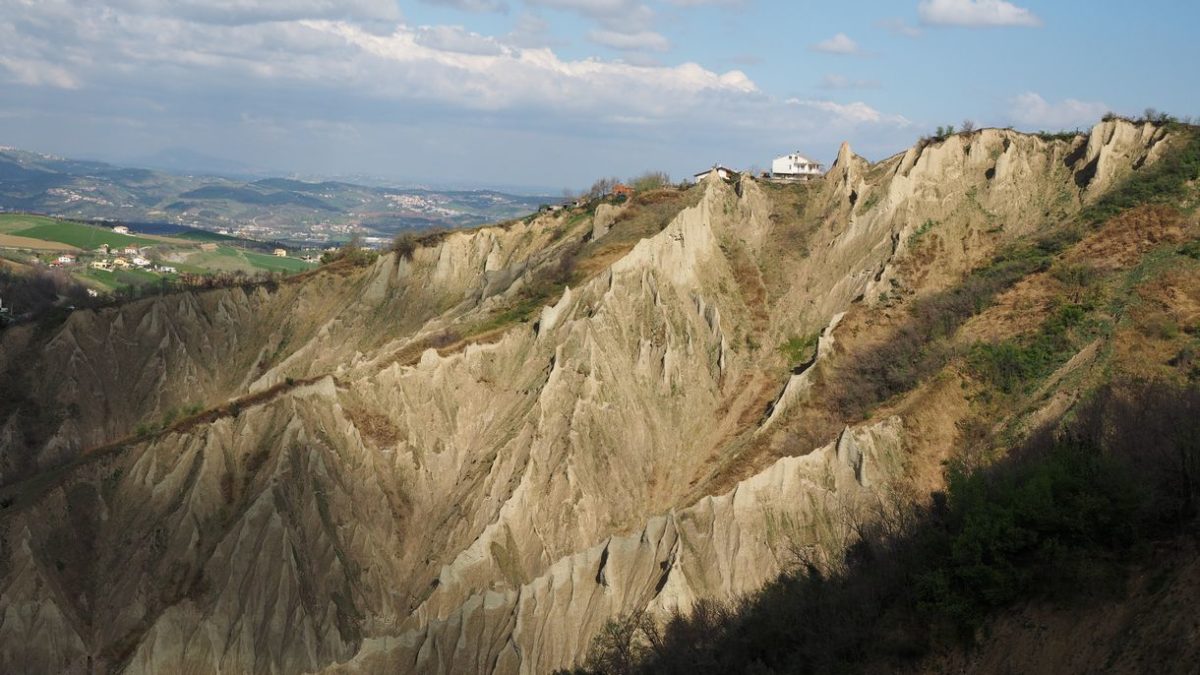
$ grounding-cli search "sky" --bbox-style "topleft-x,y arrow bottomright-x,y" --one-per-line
1,0 -> 1197,192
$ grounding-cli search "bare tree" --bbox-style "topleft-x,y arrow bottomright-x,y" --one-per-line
587,176 -> 621,199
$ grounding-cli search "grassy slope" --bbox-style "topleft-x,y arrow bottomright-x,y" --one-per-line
3,215 -> 159,249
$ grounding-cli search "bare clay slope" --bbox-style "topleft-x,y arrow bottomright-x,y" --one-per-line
0,119 -> 1175,674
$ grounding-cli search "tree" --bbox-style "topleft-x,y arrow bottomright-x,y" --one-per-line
628,171 -> 670,193
961,119 -> 976,134
586,177 -> 621,199
321,232 -> 377,266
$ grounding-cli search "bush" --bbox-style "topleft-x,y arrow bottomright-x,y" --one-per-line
321,235 -> 378,267
391,232 -> 419,260
778,334 -> 818,368
918,443 -> 1143,635
629,171 -> 671,193
967,303 -> 1088,394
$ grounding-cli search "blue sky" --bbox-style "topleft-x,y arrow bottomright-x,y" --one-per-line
1,0 -> 1196,192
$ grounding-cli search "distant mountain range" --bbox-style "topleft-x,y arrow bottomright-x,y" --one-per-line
0,146 -> 551,245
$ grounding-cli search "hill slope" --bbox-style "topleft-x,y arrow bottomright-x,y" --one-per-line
0,147 -> 547,244
0,118 -> 1197,674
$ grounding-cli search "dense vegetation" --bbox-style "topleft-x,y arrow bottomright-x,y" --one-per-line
569,381 -> 1200,675
0,262 -> 294,332
0,265 -> 92,324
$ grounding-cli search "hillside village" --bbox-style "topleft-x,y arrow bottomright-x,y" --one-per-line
0,213 -> 323,320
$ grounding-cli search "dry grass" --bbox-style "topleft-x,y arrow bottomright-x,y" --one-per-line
570,187 -> 700,283
343,406 -> 405,447
1069,205 -> 1185,269
0,233 -> 78,250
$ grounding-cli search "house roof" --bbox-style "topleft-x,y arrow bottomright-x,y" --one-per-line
694,165 -> 735,177
775,152 -> 820,165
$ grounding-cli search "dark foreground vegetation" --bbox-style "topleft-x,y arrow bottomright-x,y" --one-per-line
568,380 -> 1200,675
0,264 -> 295,332
0,265 -> 92,324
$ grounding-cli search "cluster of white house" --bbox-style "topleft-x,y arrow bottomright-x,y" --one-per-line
693,151 -> 824,184
52,243 -> 176,274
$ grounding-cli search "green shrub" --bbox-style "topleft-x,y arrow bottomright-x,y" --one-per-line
323,234 -> 379,267
967,303 -> 1088,394
778,334 -> 818,367
629,171 -> 671,193
907,219 -> 937,247
917,443 -> 1143,635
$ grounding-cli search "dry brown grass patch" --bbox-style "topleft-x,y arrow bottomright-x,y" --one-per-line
1069,205 -> 1186,269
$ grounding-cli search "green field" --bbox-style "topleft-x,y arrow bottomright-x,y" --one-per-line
2,214 -> 315,296
78,266 -> 162,291
181,246 -> 315,273
2,215 -> 160,249
0,214 -> 62,233
176,229 -> 244,243
241,250 -> 314,272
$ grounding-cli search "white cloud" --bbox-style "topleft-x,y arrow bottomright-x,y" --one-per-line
785,99 -> 910,126
588,29 -> 669,52
918,0 -> 1041,28
305,20 -> 757,113
414,25 -> 506,55
1009,92 -> 1108,129
810,33 -> 860,55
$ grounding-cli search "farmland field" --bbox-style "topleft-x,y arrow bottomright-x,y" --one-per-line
241,250 -> 314,272
79,266 -> 162,291
2,214 -> 161,249
181,246 -> 315,273
2,213 -> 316,297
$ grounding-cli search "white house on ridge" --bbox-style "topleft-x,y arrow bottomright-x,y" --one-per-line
771,152 -> 823,181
